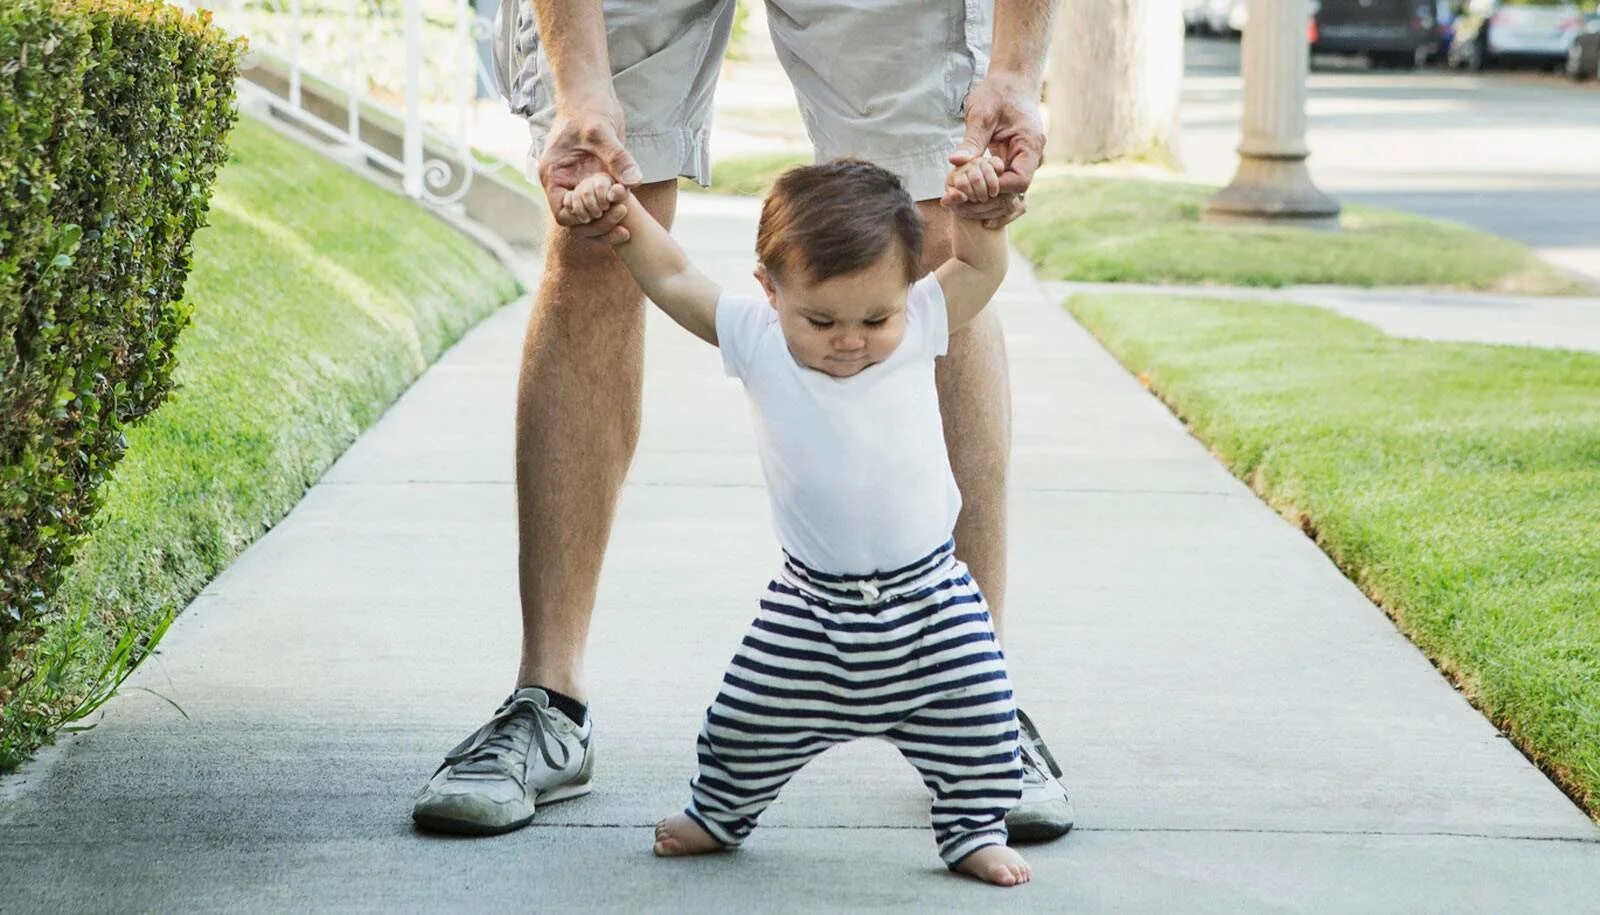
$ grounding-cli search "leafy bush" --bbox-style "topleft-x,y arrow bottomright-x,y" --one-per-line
0,0 -> 241,703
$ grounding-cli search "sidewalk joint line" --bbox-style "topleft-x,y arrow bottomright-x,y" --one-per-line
502,824 -> 1600,844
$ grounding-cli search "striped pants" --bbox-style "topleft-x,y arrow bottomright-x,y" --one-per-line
684,540 -> 1023,868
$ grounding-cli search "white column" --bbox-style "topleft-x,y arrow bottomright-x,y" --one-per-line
402,0 -> 424,198
1204,0 -> 1338,224
288,0 -> 303,108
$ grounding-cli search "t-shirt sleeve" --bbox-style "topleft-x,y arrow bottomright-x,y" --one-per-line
907,272 -> 950,359
715,291 -> 776,379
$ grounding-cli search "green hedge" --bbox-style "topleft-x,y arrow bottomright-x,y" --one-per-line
0,0 -> 240,696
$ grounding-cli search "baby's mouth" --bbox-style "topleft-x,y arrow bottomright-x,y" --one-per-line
824,358 -> 871,377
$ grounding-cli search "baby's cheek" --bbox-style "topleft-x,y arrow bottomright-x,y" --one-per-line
876,326 -> 908,359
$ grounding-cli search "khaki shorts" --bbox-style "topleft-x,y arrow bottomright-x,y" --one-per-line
492,0 -> 993,202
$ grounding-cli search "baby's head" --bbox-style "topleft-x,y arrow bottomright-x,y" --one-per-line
754,159 -> 924,378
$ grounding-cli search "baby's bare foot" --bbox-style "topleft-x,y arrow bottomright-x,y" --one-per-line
652,812 -> 724,857
955,845 -> 1032,887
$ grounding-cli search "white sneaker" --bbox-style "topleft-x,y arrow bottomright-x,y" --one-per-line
1005,708 -> 1075,841
412,687 -> 593,835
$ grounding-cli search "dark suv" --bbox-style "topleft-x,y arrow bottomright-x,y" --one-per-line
1311,0 -> 1446,68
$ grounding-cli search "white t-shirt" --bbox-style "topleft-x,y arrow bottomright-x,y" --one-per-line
715,273 -> 962,575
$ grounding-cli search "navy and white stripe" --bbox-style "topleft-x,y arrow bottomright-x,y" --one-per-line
685,540 -> 1023,868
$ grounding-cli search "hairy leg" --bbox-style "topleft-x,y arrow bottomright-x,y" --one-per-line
918,200 -> 1013,641
513,180 -> 680,696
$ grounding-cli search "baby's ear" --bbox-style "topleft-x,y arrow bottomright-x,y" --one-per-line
753,264 -> 779,305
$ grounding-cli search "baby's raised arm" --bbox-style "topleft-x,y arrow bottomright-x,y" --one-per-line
932,156 -> 1010,332
560,175 -> 722,345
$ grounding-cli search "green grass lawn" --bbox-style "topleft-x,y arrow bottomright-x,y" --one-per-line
684,152 -> 1586,294
0,116 -> 520,767
680,151 -> 816,198
1064,292 -> 1600,816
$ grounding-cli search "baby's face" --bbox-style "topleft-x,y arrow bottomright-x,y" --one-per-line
755,250 -> 911,379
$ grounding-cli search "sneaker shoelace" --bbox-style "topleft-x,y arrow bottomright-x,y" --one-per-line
1019,740 -> 1051,786
1015,708 -> 1064,785
441,694 -> 573,778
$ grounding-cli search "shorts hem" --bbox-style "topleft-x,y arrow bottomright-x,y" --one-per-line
525,125 -> 713,189
815,141 -> 966,202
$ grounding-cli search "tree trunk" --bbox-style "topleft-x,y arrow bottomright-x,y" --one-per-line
1046,0 -> 1185,165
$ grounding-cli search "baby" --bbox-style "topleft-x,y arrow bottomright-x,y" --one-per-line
561,155 -> 1028,886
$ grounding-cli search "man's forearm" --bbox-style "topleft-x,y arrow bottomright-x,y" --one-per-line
989,0 -> 1058,87
529,0 -> 614,106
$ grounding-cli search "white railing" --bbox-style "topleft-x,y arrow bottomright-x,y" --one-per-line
174,0 -> 505,205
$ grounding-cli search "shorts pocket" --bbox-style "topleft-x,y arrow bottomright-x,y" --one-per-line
943,0 -> 991,117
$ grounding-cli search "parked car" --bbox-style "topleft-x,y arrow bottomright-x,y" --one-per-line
1566,12 -> 1600,80
1202,0 -> 1246,36
1448,0 -> 1586,71
1310,0 -> 1445,69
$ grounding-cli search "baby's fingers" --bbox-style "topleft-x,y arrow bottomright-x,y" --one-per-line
581,181 -> 607,220
963,163 -> 989,203
979,156 -> 1001,198
559,190 -> 589,224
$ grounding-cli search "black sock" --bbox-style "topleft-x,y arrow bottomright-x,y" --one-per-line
538,687 -> 587,726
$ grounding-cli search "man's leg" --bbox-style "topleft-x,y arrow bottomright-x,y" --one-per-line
514,180 -> 680,698
412,181 -> 680,836
916,201 -> 1012,640
918,200 -> 1072,842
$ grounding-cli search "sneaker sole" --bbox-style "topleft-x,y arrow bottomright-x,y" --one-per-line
1005,809 -> 1074,842
412,782 -> 594,837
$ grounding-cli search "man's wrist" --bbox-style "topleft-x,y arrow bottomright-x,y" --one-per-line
555,85 -> 624,119
978,67 -> 1042,102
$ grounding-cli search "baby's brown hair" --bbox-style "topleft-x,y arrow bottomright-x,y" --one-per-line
756,159 -> 924,287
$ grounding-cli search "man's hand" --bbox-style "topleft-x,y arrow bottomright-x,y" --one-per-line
941,71 -> 1045,229
537,93 -> 644,245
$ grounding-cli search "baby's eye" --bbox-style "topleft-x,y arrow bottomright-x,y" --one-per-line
806,317 -> 834,329
864,317 -> 889,328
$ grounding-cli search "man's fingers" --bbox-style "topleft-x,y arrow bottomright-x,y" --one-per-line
950,202 -> 1008,222
603,145 -> 644,187
997,142 -> 1043,195
555,203 -> 589,227
596,202 -> 627,231
569,219 -> 615,240
951,194 -> 1010,217
949,114 -> 996,166
981,195 -> 1028,229
948,138 -> 983,166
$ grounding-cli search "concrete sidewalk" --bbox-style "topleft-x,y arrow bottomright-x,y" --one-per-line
3,193 -> 1598,912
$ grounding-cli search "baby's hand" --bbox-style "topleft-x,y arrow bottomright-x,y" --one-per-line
558,173 -> 629,236
944,154 -> 1002,206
